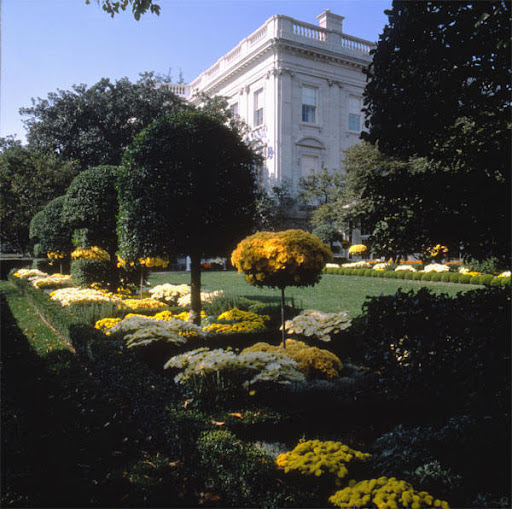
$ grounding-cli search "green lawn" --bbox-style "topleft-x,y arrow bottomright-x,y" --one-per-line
148,271 -> 481,317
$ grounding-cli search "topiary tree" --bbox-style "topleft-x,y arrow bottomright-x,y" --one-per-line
231,229 -> 333,347
29,196 -> 73,273
62,165 -> 121,287
118,110 -> 260,324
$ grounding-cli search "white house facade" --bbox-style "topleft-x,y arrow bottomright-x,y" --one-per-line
170,10 -> 375,192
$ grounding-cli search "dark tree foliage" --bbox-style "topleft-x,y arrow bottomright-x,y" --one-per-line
29,196 -> 74,259
0,138 -> 79,254
118,110 -> 259,323
62,165 -> 119,257
333,142 -> 436,261
363,1 -> 511,262
20,73 -> 186,171
85,0 -> 160,20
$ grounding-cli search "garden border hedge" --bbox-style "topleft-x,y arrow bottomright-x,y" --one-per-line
322,267 -> 511,287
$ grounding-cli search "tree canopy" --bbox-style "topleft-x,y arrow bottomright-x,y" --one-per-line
62,165 -> 120,257
0,138 -> 79,254
86,0 -> 160,20
363,1 -> 511,262
29,196 -> 73,259
118,110 -> 260,322
20,73 -> 185,171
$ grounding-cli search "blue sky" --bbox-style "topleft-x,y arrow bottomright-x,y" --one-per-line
1,0 -> 392,143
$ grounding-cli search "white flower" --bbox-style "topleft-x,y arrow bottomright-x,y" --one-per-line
395,265 -> 416,272
423,263 -> 449,273
325,263 -> 340,268
341,261 -> 371,269
282,309 -> 351,342
373,263 -> 388,270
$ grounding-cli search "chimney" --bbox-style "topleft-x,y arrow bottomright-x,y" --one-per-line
317,9 -> 344,33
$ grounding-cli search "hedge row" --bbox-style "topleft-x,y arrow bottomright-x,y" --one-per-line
323,267 -> 511,287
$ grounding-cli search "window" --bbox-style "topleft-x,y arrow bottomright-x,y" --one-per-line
348,113 -> 361,131
253,89 -> 263,126
348,96 -> 362,132
302,86 -> 317,123
230,102 -> 239,118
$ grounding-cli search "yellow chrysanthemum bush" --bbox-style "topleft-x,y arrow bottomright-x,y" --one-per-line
231,230 -> 332,346
348,244 -> 367,256
328,476 -> 450,509
276,439 -> 371,481
203,307 -> 271,336
242,339 -> 342,380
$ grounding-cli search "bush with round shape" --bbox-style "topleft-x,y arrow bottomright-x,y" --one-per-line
364,269 -> 373,277
430,272 -> 442,282
441,272 -> 452,282
70,258 -> 115,289
231,229 -> 332,346
470,275 -> 482,285
421,272 -> 433,281
458,274 -> 471,284
276,439 -> 370,480
412,272 -> 423,280
329,476 -> 449,509
479,274 -> 493,286
449,273 -> 461,283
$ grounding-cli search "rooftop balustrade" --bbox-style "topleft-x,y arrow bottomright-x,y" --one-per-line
171,14 -> 375,99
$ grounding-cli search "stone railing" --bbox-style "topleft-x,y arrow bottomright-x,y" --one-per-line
168,83 -> 190,97
186,15 -> 376,94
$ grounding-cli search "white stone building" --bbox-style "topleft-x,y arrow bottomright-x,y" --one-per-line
170,9 -> 375,192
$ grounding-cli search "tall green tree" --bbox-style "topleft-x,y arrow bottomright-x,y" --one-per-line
20,73 -> 186,171
118,110 -> 260,324
0,138 -> 79,254
363,1 -> 511,262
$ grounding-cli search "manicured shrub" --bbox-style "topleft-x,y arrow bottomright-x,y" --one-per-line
458,274 -> 472,284
364,269 -> 373,277
441,272 -> 452,282
479,274 -> 494,286
469,275 -> 482,285
394,271 -> 406,279
499,276 -> 511,287
430,273 -> 442,282
70,258 -> 115,289
377,271 -> 386,278
421,272 -> 433,281
404,271 -> 414,280
383,271 -> 395,279
449,272 -> 461,283
369,270 -> 380,277
412,272 -> 423,280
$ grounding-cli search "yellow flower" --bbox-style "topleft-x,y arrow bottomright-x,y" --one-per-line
348,244 -> 367,255
71,246 -> 110,261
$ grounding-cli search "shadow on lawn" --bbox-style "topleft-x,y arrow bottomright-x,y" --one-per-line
0,290 -> 194,508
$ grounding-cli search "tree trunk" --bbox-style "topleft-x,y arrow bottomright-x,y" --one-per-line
140,267 -> 144,299
189,252 -> 202,326
281,287 -> 286,349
